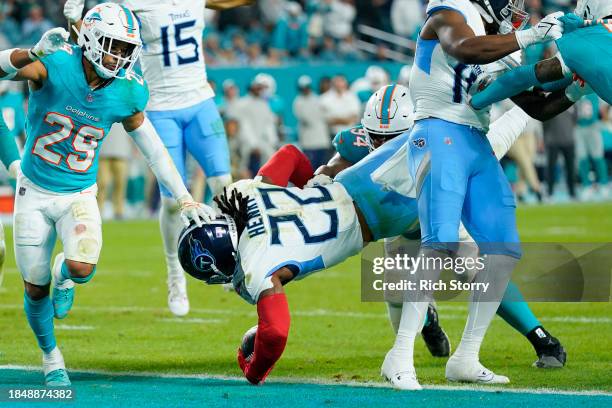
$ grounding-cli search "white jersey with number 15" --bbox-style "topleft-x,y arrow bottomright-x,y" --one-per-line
121,0 -> 214,111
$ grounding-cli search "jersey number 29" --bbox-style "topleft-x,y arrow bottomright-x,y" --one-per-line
33,112 -> 104,172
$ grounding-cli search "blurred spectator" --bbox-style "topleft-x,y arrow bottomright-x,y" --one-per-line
318,76 -> 332,94
97,123 -> 132,220
317,36 -> 339,62
255,73 -> 286,137
246,42 -> 268,65
259,0 -> 288,26
221,79 -> 241,118
320,74 -> 361,136
293,75 -> 331,169
351,65 -> 389,104
397,64 -> 411,87
337,34 -> 363,61
20,6 -> 53,46
0,6 -> 21,46
233,76 -> 279,173
575,94 -> 609,199
390,0 -> 424,40
355,0 -> 393,32
314,0 -> 356,40
543,107 -> 578,200
225,118 -> 251,179
0,81 -> 25,143
270,2 -> 309,59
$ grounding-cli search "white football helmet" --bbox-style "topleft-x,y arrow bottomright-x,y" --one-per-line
361,84 -> 413,150
576,0 -> 612,20
77,2 -> 142,79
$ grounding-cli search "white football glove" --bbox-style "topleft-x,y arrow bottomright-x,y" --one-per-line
8,160 -> 20,179
565,75 -> 593,102
29,28 -> 69,60
305,174 -> 333,188
178,194 -> 218,227
515,11 -> 564,49
63,0 -> 85,23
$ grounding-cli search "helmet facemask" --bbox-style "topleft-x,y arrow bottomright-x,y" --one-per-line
474,0 -> 529,34
77,3 -> 142,80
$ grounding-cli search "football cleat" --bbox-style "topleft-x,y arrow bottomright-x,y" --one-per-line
446,356 -> 510,384
528,327 -> 567,368
45,369 -> 71,387
421,304 -> 451,357
168,276 -> 189,317
52,254 -> 74,319
381,348 -> 422,390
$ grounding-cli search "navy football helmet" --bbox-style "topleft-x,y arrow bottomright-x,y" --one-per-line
472,0 -> 529,34
178,215 -> 239,284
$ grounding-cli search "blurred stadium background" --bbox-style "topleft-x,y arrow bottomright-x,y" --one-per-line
0,0 -> 611,221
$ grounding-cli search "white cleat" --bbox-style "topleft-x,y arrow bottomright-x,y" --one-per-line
167,276 -> 189,317
381,348 -> 422,390
445,355 -> 510,384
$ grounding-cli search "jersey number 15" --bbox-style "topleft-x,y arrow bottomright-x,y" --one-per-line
161,20 -> 200,67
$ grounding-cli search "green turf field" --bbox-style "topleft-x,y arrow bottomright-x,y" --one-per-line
0,203 -> 610,402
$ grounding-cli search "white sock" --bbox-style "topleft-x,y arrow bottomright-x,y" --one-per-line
386,302 -> 402,334
393,301 -> 428,367
159,196 -> 185,282
42,347 -> 65,375
453,254 -> 517,362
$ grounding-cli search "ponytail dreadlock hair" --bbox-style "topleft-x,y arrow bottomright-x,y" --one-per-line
214,187 -> 251,238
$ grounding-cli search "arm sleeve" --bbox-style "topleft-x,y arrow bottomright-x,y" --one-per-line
239,293 -> 290,384
471,64 -> 542,110
0,116 -> 20,169
127,117 -> 189,200
487,106 -> 530,160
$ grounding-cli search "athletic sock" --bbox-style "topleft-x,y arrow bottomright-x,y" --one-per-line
497,282 -> 541,335
159,196 -> 185,282
454,254 -> 517,361
526,326 -> 557,354
386,302 -> 402,334
24,293 -> 56,354
42,346 -> 65,375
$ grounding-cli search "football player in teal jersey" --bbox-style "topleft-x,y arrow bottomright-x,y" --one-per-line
0,2 -> 214,386
471,1 -> 612,109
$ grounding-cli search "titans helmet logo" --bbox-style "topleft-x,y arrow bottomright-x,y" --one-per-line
189,236 -> 216,272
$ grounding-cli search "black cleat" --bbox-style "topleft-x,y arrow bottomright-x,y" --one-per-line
527,326 -> 567,368
421,304 -> 451,357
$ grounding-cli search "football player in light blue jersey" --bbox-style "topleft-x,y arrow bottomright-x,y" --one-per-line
65,0 -> 254,316
0,2 -> 214,386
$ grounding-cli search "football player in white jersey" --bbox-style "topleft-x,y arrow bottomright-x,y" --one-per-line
383,0 -> 590,390
64,0 -> 253,316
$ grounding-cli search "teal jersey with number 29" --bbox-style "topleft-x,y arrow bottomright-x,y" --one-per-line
22,45 -> 148,193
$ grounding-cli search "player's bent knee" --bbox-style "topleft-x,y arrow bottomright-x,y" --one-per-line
24,281 -> 50,300
65,259 -> 96,283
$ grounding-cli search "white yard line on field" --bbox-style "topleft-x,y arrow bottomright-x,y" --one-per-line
0,303 -> 609,324
0,364 -> 610,397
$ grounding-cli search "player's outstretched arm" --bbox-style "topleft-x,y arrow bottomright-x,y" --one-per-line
123,112 -> 217,226
471,57 -> 569,109
206,0 -> 255,10
314,153 -> 353,179
0,28 -> 68,87
427,10 -> 564,65
0,115 -> 20,179
238,272 -> 291,385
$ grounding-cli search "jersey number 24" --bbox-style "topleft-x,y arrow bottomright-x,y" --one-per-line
33,112 -> 103,172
